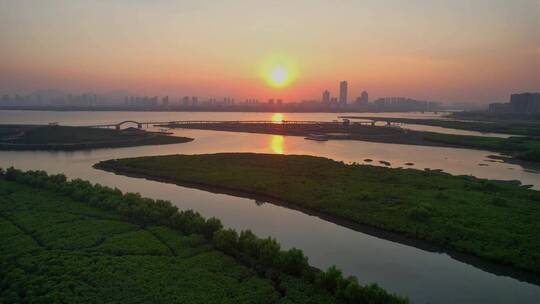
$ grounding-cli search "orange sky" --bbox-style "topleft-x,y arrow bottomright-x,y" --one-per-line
0,0 -> 539,103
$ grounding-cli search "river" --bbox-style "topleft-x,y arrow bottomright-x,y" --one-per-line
1,110 -> 539,304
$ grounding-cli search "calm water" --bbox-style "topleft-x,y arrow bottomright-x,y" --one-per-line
1,110 -> 539,304
1,110 -> 447,125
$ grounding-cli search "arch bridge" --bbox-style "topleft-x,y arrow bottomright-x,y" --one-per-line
86,120 -> 162,130
114,120 -> 143,130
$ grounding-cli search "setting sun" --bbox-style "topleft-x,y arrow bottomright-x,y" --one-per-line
269,67 -> 290,88
260,55 -> 298,89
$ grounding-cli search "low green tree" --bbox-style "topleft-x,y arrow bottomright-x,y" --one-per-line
278,248 -> 309,276
213,229 -> 238,253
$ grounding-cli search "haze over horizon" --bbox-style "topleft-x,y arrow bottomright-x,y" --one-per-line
1,0 -> 539,104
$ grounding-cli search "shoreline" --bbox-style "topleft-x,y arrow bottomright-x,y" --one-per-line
0,124 -> 194,151
339,115 -> 540,137
160,123 -> 456,148
0,136 -> 193,151
160,122 -> 539,165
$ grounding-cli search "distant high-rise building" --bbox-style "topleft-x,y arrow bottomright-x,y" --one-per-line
488,103 -> 512,113
322,90 -> 330,103
355,91 -> 369,106
360,91 -> 368,103
339,81 -> 348,105
510,92 -> 540,113
373,96 -> 438,111
182,96 -> 190,105
1,94 -> 10,105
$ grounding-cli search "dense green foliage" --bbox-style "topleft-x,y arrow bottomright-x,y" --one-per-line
340,116 -> 540,162
96,153 -> 540,273
424,133 -> 540,162
0,168 -> 408,304
0,125 -> 192,150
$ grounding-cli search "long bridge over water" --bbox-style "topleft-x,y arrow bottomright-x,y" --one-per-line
85,119 -> 401,130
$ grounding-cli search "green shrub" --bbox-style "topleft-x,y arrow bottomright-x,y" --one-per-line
278,248 -> 309,276
213,229 -> 238,253
407,205 -> 431,222
491,197 -> 507,207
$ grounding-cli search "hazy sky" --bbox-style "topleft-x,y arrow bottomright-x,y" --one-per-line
1,0 -> 539,103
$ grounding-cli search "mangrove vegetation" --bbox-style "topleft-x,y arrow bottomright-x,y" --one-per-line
96,153 -> 540,274
423,133 -> 540,162
339,116 -> 540,137
0,125 -> 192,150
0,167 -> 407,304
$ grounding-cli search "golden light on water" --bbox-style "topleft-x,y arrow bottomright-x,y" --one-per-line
271,113 -> 284,123
270,135 -> 285,154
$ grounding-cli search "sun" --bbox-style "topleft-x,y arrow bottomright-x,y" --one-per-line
259,55 -> 298,89
268,67 -> 290,88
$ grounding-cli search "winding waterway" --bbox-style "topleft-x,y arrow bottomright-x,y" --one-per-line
1,110 -> 539,303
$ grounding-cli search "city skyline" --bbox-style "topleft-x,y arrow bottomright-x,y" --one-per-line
0,80 -> 439,107
1,0 -> 539,104
3,76 -> 537,112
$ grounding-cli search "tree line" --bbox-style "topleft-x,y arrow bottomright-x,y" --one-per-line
1,167 -> 408,304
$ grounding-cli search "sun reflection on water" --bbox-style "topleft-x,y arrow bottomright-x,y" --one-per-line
270,135 -> 285,154
271,113 -> 284,123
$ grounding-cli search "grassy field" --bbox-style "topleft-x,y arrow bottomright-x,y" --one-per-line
0,125 -> 192,150
0,169 -> 407,304
96,153 -> 540,274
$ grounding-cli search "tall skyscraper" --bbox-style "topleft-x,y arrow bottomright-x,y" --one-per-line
322,90 -> 330,103
339,81 -> 348,105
